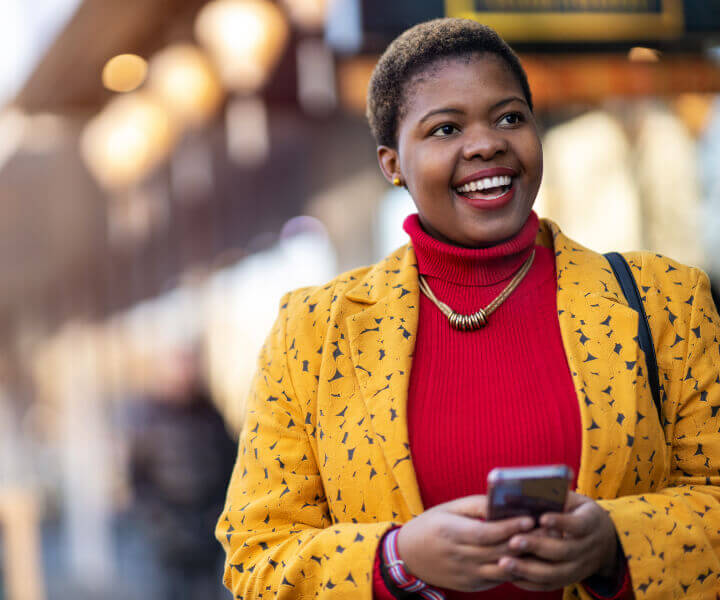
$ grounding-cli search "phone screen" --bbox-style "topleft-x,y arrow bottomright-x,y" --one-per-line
487,465 -> 572,523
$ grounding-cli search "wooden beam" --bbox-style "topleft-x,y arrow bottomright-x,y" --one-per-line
15,0 -> 207,113
338,53 -> 720,113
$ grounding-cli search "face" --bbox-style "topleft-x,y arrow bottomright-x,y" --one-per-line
378,54 -> 543,247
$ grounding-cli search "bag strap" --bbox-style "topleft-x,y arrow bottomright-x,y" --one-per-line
604,252 -> 663,427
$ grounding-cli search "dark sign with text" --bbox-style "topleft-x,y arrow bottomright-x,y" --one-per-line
446,0 -> 684,40
468,0 -> 663,12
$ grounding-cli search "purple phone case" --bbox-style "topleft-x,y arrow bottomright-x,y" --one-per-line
487,465 -> 572,523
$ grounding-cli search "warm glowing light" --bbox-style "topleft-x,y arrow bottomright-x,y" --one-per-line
195,0 -> 289,93
281,0 -> 329,30
628,47 -> 661,63
147,44 -> 224,128
673,94 -> 714,137
81,92 -> 176,189
102,54 -> 148,92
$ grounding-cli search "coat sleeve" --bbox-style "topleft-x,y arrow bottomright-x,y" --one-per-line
215,292 -> 395,599
592,267 -> 720,598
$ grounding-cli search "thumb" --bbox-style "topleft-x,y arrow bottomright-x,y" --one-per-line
564,491 -> 591,512
440,495 -> 488,519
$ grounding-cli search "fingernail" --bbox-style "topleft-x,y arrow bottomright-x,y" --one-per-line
504,559 -> 516,571
521,518 -> 534,529
512,538 -> 527,550
544,516 -> 556,527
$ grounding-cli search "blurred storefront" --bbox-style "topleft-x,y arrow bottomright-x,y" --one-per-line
0,1 -> 719,599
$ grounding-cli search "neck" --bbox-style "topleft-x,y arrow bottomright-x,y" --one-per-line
403,212 -> 539,286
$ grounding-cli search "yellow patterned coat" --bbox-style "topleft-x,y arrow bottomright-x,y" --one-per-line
216,219 -> 720,599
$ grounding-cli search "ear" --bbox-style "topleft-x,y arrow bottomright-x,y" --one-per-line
377,145 -> 401,185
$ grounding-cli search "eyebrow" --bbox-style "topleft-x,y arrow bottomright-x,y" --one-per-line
418,96 -> 527,124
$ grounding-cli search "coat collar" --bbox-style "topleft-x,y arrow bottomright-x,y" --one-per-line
345,219 -> 647,516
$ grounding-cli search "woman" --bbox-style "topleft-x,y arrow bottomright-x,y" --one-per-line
216,19 -> 720,599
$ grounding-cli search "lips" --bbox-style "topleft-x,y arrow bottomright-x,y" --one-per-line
453,166 -> 517,210
454,166 -> 517,188
456,174 -> 512,195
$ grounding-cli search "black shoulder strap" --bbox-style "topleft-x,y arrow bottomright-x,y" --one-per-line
604,252 -> 663,427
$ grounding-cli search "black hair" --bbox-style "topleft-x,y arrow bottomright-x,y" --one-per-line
366,18 -> 533,148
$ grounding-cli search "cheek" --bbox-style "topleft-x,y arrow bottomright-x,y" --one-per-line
413,144 -> 455,187
521,135 -> 543,180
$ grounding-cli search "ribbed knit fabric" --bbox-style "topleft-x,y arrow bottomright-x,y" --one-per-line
374,212 -> 582,600
405,211 -> 582,599
372,213 -> 631,600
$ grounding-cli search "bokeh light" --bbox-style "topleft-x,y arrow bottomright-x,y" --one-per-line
101,54 -> 148,93
195,0 -> 289,93
147,44 -> 224,128
81,92 -> 176,189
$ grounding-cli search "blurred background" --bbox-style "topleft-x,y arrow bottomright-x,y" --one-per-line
0,0 -> 719,598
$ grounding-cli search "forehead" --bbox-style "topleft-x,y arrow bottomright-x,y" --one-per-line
401,54 -> 524,119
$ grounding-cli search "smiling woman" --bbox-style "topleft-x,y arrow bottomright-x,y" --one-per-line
376,54 -> 542,247
216,18 -> 720,600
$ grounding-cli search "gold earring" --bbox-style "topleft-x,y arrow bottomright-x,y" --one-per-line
393,177 -> 402,187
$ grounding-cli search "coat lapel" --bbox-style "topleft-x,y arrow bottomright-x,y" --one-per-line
345,246 -> 424,518
343,220 -> 653,516
545,220 -> 647,500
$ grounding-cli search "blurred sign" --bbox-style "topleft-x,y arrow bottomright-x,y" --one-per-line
446,0 -> 685,40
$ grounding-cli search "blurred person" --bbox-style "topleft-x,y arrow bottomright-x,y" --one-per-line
217,18 -> 720,600
124,346 -> 236,600
699,97 -> 720,284
634,103 -> 704,268
538,111 -> 642,255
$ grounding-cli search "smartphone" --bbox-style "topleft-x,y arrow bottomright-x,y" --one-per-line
487,464 -> 573,524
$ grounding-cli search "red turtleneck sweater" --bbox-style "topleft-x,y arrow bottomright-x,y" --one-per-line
372,213 -> 629,599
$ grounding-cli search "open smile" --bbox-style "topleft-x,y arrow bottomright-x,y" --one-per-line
455,174 -> 513,200
452,167 -> 518,209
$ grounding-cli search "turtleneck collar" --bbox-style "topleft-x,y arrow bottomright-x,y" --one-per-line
403,212 -> 540,286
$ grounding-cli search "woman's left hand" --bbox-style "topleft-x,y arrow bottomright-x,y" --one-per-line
498,491 -> 619,591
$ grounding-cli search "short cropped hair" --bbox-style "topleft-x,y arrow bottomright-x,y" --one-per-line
366,18 -> 533,148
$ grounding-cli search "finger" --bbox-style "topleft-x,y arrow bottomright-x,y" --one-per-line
536,492 -> 589,528
498,555 -> 576,588
461,561 -> 518,590
461,516 -> 536,547
507,532 -> 583,562
525,526 -> 560,539
544,527 -> 562,539
442,495 -> 488,519
563,491 -> 591,511
452,540 -> 521,565
430,511 -> 534,550
540,503 -> 597,538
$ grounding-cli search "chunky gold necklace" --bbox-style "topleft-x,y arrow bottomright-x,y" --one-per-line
418,249 -> 535,331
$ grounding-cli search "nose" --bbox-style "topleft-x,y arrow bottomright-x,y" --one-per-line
461,126 -> 508,161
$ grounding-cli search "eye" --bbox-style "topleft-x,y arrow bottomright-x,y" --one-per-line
430,124 -> 459,137
498,112 -> 524,126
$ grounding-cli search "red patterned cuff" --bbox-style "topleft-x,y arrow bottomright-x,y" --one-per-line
380,528 -> 446,599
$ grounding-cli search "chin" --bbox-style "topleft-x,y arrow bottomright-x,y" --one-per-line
460,217 -> 526,248
448,195 -> 533,247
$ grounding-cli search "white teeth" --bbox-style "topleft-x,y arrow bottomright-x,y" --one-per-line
456,175 -> 512,193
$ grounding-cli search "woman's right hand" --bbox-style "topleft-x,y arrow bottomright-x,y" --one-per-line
396,495 -> 535,592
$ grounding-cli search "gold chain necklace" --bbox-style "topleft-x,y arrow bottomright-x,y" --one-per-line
418,249 -> 535,331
